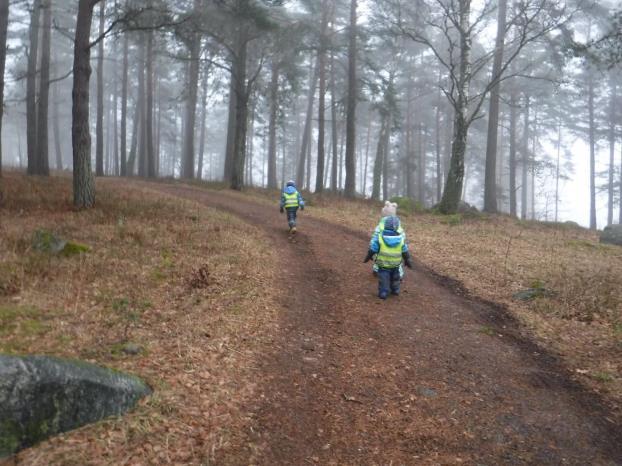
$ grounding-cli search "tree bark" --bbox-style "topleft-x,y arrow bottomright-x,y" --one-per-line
120,32 -> 128,176
417,123 -> 425,204
330,47 -> 339,192
95,0 -> 105,176
315,0 -> 329,193
372,114 -> 387,201
182,1 -> 201,179
296,58 -> 318,188
438,0 -> 471,214
344,0 -> 357,198
607,75 -> 616,226
509,90 -> 517,217
483,0 -> 507,213
197,65 -> 209,180
146,30 -> 155,178
72,0 -> 101,208
521,94 -> 530,220
137,34 -> 147,177
0,0 -> 8,175
230,22 -> 249,190
27,0 -> 42,175
36,0 -> 51,176
53,81 -> 63,170
588,70 -> 596,229
555,118 -> 561,223
223,73 -> 236,181
267,60 -> 279,189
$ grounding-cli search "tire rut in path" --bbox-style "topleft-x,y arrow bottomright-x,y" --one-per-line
148,183 -> 622,466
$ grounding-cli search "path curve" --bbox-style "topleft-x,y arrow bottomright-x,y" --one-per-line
148,182 -> 621,466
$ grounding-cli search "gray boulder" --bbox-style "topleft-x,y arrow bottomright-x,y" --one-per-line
600,225 -> 622,246
0,355 -> 151,458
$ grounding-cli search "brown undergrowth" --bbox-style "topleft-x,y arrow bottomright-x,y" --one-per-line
212,184 -> 622,412
0,174 -> 278,465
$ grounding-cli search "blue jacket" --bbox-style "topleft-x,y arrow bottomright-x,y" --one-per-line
280,186 -> 305,209
370,229 -> 409,255
370,216 -> 406,248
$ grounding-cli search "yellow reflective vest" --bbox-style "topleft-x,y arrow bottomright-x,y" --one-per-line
376,235 -> 405,269
283,192 -> 299,208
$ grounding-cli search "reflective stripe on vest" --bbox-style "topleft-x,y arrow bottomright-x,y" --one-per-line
376,235 -> 404,269
284,192 -> 299,208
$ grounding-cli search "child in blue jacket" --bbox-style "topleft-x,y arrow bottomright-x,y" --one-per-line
364,216 -> 414,299
279,180 -> 305,233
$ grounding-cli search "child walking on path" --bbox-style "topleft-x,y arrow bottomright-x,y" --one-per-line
364,216 -> 414,299
279,180 -> 305,234
371,201 -> 405,277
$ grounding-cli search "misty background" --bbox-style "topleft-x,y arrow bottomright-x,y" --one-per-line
0,0 -> 620,228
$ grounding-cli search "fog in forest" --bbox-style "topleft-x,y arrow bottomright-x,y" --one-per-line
0,0 -> 621,228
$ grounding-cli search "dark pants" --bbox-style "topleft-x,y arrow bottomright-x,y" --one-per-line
286,208 -> 298,228
378,267 -> 401,298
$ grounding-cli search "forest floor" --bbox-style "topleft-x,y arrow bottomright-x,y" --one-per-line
1,174 -> 622,465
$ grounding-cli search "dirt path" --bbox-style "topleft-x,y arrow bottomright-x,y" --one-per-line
149,183 -> 621,465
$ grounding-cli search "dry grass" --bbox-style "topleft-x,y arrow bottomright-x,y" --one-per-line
226,186 -> 622,410
0,173 -> 279,465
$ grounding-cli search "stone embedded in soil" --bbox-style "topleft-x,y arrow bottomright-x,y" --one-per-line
301,341 -> 315,351
121,343 -> 142,355
512,288 -> 551,301
416,387 -> 438,398
0,355 -> 151,458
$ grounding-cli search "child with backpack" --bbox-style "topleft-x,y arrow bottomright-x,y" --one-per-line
364,216 -> 414,299
279,180 -> 305,234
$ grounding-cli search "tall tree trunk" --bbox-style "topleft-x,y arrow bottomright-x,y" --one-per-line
555,118 -> 561,223
330,47 -> 339,192
315,0 -> 329,193
588,70 -> 596,229
521,94 -> 530,220
230,25 -> 249,190
296,58 -> 318,188
223,74 -> 236,181
372,114 -> 387,201
53,81 -> 63,170
137,34 -> 147,177
197,65 -> 209,180
182,3 -> 201,179
438,0 -> 471,214
405,83 -> 414,199
435,71 -> 443,203
267,60 -> 279,189
417,123 -> 425,203
113,65 -> 119,176
607,75 -> 616,226
344,0 -> 357,198
146,30 -> 155,178
509,90 -> 517,217
483,0 -> 507,213
382,123 -> 389,201
27,0 -> 41,175
619,140 -> 622,225
120,32 -> 128,176
95,0 -> 105,176
36,0 -> 51,176
362,111 -> 371,195
0,0 -> 8,175
72,0 -> 101,208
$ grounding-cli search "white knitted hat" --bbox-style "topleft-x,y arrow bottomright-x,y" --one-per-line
382,201 -> 397,217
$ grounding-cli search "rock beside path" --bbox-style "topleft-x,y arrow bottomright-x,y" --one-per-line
0,355 -> 151,458
600,225 -> 622,246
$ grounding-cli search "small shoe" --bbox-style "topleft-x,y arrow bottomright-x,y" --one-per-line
291,227 -> 297,234
391,290 -> 400,296
378,292 -> 388,300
